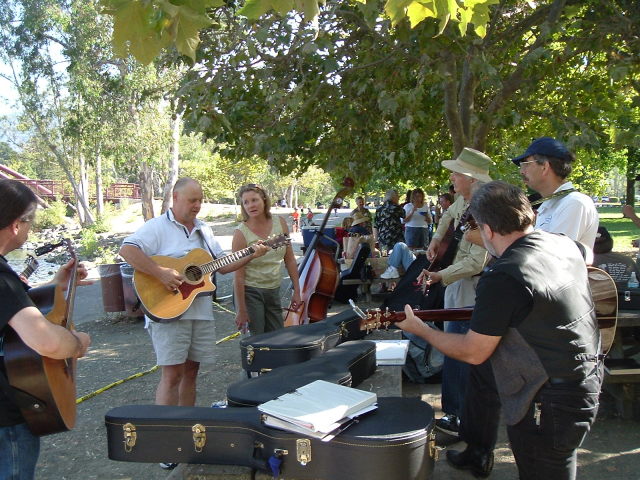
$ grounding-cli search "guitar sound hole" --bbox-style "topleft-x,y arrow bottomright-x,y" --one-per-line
185,266 -> 202,282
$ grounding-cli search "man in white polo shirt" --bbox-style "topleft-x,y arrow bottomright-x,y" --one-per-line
119,178 -> 267,468
512,137 -> 598,263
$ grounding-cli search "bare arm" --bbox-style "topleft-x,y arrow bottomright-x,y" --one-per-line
119,244 -> 183,291
394,304 -> 500,365
623,205 -> 640,228
217,240 -> 269,275
9,307 -> 90,359
232,230 -> 250,332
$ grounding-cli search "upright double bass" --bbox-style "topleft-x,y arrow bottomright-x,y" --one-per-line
284,178 -> 354,326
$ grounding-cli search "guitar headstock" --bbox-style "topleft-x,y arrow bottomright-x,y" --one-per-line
359,307 -> 402,333
265,233 -> 291,250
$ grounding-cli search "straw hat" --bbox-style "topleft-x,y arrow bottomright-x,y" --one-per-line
351,212 -> 369,227
441,147 -> 494,183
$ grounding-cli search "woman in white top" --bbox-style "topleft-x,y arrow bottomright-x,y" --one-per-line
233,184 -> 301,335
403,188 -> 433,250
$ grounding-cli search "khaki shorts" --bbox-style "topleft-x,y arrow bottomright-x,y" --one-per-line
148,319 -> 216,366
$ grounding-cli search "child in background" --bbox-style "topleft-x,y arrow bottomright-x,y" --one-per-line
291,207 -> 300,233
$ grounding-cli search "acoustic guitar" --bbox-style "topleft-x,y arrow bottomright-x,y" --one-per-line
134,234 -> 290,322
18,240 -> 67,280
20,254 -> 39,279
351,266 -> 618,354
3,239 -> 79,436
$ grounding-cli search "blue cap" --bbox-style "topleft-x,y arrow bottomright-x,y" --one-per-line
511,137 -> 573,165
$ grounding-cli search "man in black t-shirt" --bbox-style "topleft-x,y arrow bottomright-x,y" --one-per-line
0,180 -> 91,479
396,181 -> 601,480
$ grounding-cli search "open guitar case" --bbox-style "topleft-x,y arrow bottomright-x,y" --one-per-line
105,397 -> 436,480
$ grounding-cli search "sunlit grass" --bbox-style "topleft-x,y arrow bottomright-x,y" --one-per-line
598,207 -> 639,253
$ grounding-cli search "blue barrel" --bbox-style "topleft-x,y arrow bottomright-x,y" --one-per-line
301,227 -> 337,249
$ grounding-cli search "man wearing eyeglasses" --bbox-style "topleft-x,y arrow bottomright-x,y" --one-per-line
512,137 -> 598,263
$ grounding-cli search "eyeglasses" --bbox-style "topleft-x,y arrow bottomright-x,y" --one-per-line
518,160 -> 538,168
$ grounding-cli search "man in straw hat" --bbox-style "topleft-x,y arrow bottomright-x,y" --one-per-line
421,147 -> 493,439
350,196 -> 372,235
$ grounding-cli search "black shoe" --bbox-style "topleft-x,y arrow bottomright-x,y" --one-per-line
159,462 -> 178,470
435,414 -> 459,436
446,447 -> 494,478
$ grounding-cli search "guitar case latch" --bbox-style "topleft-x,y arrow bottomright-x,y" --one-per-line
246,345 -> 255,365
192,424 -> 207,452
428,430 -> 441,460
123,423 -> 137,453
296,438 -> 311,465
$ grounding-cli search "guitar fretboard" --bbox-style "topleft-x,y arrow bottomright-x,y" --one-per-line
201,246 -> 256,274
20,257 -> 39,279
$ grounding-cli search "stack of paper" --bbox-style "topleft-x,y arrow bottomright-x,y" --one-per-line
258,380 -> 377,441
374,339 -> 410,365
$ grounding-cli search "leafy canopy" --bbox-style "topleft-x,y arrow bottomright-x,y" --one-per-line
101,0 -> 498,64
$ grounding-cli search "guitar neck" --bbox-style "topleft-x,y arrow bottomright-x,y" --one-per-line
203,246 -> 256,274
21,264 -> 37,279
198,234 -> 289,274
359,307 -> 473,331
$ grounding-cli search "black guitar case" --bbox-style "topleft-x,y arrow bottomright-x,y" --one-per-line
227,341 -> 377,407
323,307 -> 366,342
333,242 -> 371,304
240,310 -> 365,375
105,397 -> 436,480
240,322 -> 344,375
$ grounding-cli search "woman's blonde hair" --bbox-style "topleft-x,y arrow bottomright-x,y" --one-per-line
238,184 -> 272,221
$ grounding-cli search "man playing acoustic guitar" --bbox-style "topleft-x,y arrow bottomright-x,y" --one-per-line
0,179 -> 91,479
119,178 -> 268,470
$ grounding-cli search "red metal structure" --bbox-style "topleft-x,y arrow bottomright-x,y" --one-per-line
0,164 -> 140,203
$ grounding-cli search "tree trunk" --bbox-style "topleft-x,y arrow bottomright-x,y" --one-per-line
95,151 -> 104,217
161,111 -> 181,214
140,162 -> 155,221
78,153 -> 92,226
626,147 -> 640,207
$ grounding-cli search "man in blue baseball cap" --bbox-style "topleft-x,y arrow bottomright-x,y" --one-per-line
511,137 -> 598,262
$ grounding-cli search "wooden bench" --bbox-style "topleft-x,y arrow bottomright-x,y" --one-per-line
602,310 -> 640,419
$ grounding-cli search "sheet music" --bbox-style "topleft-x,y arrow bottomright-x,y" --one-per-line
258,380 -> 377,434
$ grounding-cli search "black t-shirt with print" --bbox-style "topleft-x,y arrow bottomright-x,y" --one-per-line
0,255 -> 35,426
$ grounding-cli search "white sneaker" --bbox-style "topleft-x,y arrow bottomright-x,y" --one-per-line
380,265 -> 400,279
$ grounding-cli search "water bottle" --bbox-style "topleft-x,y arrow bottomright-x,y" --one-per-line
628,271 -> 639,289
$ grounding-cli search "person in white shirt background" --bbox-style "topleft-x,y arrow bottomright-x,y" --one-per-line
511,137 -> 598,263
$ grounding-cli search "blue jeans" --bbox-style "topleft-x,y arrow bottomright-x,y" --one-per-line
462,361 -> 602,480
441,320 -> 470,416
404,226 -> 429,249
388,242 -> 416,271
0,423 -> 40,480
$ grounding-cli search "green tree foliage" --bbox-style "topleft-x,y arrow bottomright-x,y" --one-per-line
100,0 -> 497,65
168,0 -> 639,194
